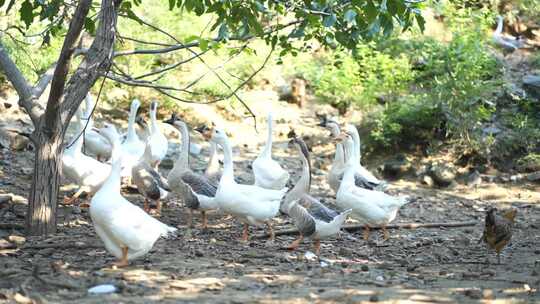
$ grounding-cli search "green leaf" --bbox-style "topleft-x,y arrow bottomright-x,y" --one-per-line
323,13 -> 337,27
199,39 -> 209,51
84,17 -> 95,35
20,0 -> 34,28
415,13 -> 425,32
367,19 -> 381,37
126,8 -> 143,24
217,23 -> 229,41
0,0 -> 5,8
254,1 -> 266,12
168,0 -> 175,10
184,35 -> 199,43
289,26 -> 305,38
344,9 -> 357,24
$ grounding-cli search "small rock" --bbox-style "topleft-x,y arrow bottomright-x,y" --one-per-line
318,289 -> 345,300
429,163 -> 456,187
361,265 -> 369,271
481,269 -> 496,276
88,284 -> 117,294
407,265 -> 417,272
462,271 -> 480,279
482,289 -> 495,300
466,170 -> 482,187
421,175 -> 434,187
526,171 -> 540,181
10,134 -> 30,151
0,194 -> 12,205
13,293 -> 32,304
7,235 -> 26,245
439,270 -> 447,276
21,167 -> 32,175
72,206 -> 82,214
195,249 -> 204,257
463,289 -> 482,299
0,239 -> 16,249
382,154 -> 410,178
369,294 -> 379,302
523,74 -> 540,98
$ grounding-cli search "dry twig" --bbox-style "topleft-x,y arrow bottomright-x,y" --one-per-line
254,221 -> 478,239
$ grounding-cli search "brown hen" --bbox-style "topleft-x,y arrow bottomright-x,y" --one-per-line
480,207 -> 517,264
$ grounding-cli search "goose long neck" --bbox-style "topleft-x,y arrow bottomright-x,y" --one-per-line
350,126 -> 361,162
175,123 -> 190,171
334,143 -> 345,165
341,139 -> 357,187
150,109 -> 159,133
496,16 -> 503,35
102,135 -> 122,194
126,106 -> 139,141
69,125 -> 85,155
219,136 -> 235,183
262,115 -> 273,157
67,110 -> 86,154
205,141 -> 220,176
285,146 -> 311,203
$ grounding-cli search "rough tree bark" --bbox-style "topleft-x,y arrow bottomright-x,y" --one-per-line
0,0 -> 121,235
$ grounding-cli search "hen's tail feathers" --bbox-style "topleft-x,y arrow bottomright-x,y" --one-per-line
502,208 -> 517,223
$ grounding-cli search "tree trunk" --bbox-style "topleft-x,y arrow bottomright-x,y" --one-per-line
26,132 -> 64,235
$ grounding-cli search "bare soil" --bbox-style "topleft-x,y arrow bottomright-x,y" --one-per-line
1,94 -> 540,303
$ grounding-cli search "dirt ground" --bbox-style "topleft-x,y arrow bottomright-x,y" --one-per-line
1,96 -> 540,304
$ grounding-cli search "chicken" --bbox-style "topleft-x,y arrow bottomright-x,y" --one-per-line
479,207 -> 517,264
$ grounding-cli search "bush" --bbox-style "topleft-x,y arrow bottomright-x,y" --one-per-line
368,6 -> 502,149
291,44 -> 413,113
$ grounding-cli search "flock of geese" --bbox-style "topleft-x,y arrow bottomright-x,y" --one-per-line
62,96 -> 410,267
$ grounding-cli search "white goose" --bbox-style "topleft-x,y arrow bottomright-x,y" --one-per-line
281,135 -> 351,255
318,117 -> 346,193
90,123 -> 176,267
81,94 -> 112,162
209,126 -> 287,241
252,112 -> 290,190
319,118 -> 386,192
166,117 -> 218,229
493,15 -> 525,52
146,101 -> 168,169
62,108 -> 111,204
345,124 -> 387,191
120,99 -> 145,179
196,124 -> 222,184
336,131 -> 409,241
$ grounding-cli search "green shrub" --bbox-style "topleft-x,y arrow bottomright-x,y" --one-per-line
292,45 -> 413,113
368,6 -> 502,149
369,94 -> 443,148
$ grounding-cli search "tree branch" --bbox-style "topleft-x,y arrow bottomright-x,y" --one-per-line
32,64 -> 56,97
43,0 -> 92,138
59,0 -> 122,124
103,72 -> 199,93
132,50 -> 207,80
253,221 -> 478,239
113,18 -> 301,58
0,39 -> 41,124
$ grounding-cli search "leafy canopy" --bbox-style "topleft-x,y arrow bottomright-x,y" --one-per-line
11,0 -> 425,52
